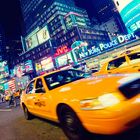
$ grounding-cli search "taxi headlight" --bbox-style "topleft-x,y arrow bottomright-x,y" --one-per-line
80,94 -> 120,110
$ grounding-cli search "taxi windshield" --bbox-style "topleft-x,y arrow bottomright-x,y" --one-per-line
44,69 -> 86,90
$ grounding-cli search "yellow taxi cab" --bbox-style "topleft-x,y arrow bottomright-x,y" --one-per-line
20,69 -> 140,140
94,49 -> 140,75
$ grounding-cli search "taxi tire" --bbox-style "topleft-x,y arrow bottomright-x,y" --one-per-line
23,106 -> 33,120
58,105 -> 87,140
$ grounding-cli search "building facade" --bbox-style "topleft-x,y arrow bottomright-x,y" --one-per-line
16,0 -> 110,77
75,0 -> 127,34
19,0 -> 75,35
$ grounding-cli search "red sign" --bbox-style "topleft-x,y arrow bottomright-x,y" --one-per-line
55,46 -> 70,57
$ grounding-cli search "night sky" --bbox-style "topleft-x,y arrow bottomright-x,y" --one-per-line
0,0 -> 22,41
0,0 -> 91,42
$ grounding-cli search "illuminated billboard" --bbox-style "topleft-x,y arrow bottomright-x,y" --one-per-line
114,0 -> 140,33
37,26 -> 50,44
35,57 -> 54,74
25,33 -> 39,49
25,26 -> 50,50
0,61 -> 9,79
55,53 -> 73,67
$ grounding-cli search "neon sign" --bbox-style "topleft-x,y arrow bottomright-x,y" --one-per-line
55,46 -> 70,56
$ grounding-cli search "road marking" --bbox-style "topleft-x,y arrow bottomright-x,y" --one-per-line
0,109 -> 12,112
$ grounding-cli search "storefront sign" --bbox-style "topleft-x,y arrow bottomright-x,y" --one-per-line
99,33 -> 136,51
40,57 -> 54,71
78,46 -> 101,59
25,60 -> 33,72
55,53 -> 73,67
55,46 -> 70,56
35,57 -> 54,74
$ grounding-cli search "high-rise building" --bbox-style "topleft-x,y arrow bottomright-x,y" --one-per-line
0,25 -> 6,61
75,0 -> 127,34
46,1 -> 91,40
19,0 -> 75,35
17,0 -> 110,74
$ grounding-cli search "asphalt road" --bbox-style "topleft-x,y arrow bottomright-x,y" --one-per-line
0,102 -> 140,140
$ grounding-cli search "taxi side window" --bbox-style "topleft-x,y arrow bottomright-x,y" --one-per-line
107,57 -> 126,70
26,81 -> 35,94
35,79 -> 45,93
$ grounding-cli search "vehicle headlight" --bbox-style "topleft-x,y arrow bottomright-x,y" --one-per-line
80,94 -> 120,110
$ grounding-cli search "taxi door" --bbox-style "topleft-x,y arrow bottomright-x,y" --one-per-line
33,78 -> 52,118
24,80 -> 36,113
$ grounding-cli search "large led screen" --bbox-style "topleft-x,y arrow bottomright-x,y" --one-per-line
114,0 -> 140,33
37,26 -> 50,44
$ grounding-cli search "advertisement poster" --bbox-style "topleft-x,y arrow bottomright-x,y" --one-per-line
25,34 -> 39,49
37,26 -> 50,45
56,53 -> 73,67
35,57 -> 54,74
40,57 -> 54,71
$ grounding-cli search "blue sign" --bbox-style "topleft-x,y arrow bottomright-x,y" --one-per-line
99,33 -> 136,52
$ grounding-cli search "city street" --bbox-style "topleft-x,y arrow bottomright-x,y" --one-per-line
0,102 -> 140,140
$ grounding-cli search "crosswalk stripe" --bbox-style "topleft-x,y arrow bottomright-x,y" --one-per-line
0,109 -> 12,112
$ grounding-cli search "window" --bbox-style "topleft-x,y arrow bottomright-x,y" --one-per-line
107,57 -> 127,70
26,81 -> 35,94
35,78 -> 45,93
36,79 -> 43,89
44,70 -> 86,90
128,52 -> 140,64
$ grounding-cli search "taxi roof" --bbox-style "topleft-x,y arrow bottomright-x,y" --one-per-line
33,70 -> 61,80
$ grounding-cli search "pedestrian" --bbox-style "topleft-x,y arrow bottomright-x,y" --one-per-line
8,87 -> 16,107
1,94 -> 5,102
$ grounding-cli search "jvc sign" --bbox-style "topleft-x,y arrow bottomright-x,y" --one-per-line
99,33 -> 136,51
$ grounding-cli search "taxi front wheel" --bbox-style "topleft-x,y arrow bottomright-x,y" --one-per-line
23,106 -> 33,120
58,105 -> 88,140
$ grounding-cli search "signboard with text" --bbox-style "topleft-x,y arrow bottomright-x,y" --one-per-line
99,33 -> 136,52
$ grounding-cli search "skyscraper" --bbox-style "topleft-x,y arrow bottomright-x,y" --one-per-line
0,25 -> 6,61
19,0 -> 75,35
46,1 -> 91,40
75,0 -> 127,34
17,0 -> 110,73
